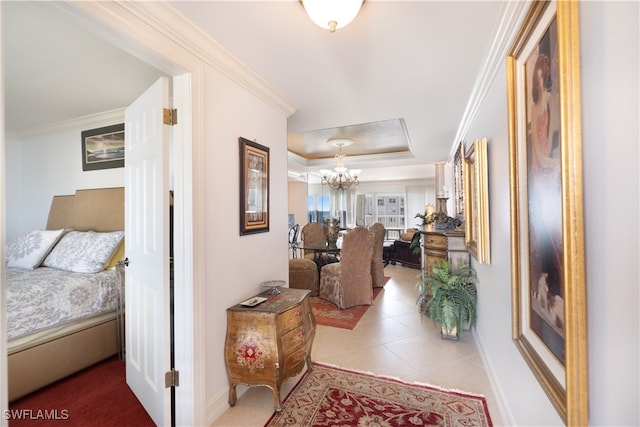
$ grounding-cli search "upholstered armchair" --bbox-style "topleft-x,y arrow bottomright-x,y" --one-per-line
289,258 -> 319,296
368,223 -> 386,287
319,227 -> 374,309
301,222 -> 325,259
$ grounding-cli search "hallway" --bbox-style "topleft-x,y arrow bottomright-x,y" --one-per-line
213,263 -> 502,426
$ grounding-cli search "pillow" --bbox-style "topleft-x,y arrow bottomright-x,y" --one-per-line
400,228 -> 418,242
43,230 -> 125,273
6,229 -> 66,269
104,238 -> 126,270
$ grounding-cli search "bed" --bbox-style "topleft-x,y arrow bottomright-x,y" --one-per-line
7,187 -> 125,401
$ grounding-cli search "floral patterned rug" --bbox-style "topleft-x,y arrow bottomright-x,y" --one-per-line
265,363 -> 493,427
310,279 -> 388,330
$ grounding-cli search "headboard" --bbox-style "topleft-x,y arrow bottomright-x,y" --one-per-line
46,187 -> 125,232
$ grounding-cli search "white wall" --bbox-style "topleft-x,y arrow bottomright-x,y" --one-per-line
579,2 -> 638,424
465,2 -> 639,425
201,65 -> 290,412
5,118 -> 125,241
288,180 -> 308,228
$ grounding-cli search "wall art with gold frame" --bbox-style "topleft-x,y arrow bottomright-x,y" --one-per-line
453,141 -> 465,221
464,138 -> 490,264
507,1 -> 587,424
239,137 -> 269,235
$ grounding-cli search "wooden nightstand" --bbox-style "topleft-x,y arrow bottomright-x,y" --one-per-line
224,287 -> 316,411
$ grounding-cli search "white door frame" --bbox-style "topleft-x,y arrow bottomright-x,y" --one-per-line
65,4 -> 207,424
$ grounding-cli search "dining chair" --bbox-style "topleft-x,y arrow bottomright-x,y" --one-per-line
368,222 -> 386,287
319,227 -> 374,309
288,224 -> 300,258
301,222 -> 325,259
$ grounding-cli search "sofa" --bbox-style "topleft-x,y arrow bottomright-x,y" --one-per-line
390,228 -> 421,269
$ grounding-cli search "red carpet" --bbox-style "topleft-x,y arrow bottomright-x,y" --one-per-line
8,357 -> 154,427
265,362 -> 493,427
311,277 -> 388,330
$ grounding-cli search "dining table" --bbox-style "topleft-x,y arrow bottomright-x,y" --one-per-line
298,242 -> 341,271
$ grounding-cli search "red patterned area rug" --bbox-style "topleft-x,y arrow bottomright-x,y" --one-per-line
265,363 -> 493,427
311,278 -> 388,330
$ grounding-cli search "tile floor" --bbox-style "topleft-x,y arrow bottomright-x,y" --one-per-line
212,263 -> 502,426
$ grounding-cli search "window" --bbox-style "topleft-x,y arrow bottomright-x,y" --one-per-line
377,195 -> 405,230
307,194 -> 330,223
359,193 -> 406,233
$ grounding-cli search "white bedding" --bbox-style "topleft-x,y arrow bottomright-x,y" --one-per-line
6,267 -> 119,340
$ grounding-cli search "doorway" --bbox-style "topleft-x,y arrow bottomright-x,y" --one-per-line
1,2 -> 201,425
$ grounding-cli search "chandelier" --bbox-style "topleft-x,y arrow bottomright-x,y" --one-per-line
301,0 -> 364,33
320,139 -> 362,190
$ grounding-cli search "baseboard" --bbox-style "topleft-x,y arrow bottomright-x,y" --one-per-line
472,329 -> 515,426
206,386 -> 232,426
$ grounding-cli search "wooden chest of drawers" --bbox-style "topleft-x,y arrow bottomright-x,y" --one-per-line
422,228 -> 469,274
224,288 -> 316,411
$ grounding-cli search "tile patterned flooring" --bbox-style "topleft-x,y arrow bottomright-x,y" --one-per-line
212,263 -> 502,426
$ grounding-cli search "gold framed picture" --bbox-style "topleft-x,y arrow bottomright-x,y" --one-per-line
507,1 -> 587,424
453,140 -> 465,220
464,138 -> 490,264
239,137 -> 269,235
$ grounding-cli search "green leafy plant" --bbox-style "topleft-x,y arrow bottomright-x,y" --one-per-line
409,231 -> 421,255
416,260 -> 478,338
414,212 -> 461,230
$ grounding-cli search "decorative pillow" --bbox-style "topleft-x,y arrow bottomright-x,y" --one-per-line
104,238 -> 126,270
400,228 -> 418,242
6,229 -> 66,269
43,230 -> 125,273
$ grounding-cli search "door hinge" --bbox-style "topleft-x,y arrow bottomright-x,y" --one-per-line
165,369 -> 180,388
163,108 -> 177,126
116,257 -> 130,267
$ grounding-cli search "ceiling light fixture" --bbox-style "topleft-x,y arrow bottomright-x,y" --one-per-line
320,138 -> 362,190
301,0 -> 364,33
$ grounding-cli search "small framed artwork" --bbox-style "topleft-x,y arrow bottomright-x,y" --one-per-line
507,1 -> 587,424
81,123 -> 125,171
239,137 -> 269,235
453,140 -> 465,221
463,138 -> 490,264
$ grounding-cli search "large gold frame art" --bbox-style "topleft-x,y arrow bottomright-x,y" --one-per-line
507,1 -> 587,424
464,138 -> 490,264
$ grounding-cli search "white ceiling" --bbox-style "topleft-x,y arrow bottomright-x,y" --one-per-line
3,1 -> 505,183
2,2 -> 166,133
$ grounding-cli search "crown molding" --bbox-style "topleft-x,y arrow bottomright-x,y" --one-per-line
51,1 -> 296,118
451,0 -> 531,158
7,108 -> 125,138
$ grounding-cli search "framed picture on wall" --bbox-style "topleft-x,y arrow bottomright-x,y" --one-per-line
81,123 -> 125,171
239,137 -> 270,235
507,1 -> 587,424
463,138 -> 490,264
453,140 -> 465,221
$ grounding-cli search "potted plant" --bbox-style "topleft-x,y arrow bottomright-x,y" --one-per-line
416,260 -> 478,340
415,212 -> 462,230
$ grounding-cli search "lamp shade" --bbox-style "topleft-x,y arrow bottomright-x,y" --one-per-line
302,0 -> 363,32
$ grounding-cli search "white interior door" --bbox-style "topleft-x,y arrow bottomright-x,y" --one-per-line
125,76 -> 171,426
